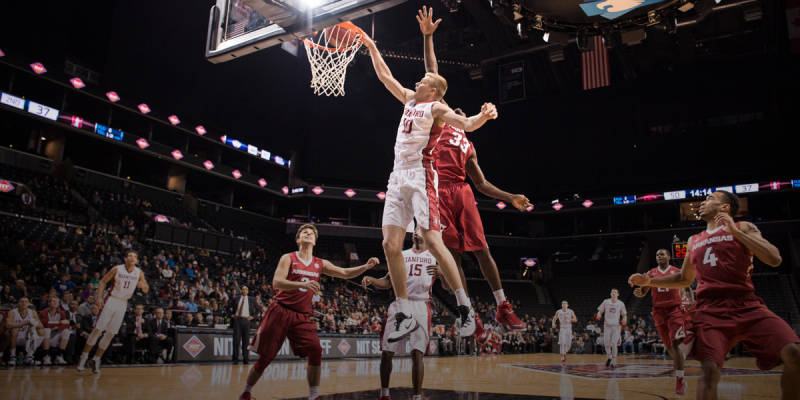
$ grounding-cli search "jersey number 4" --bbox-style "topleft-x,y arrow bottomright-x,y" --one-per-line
448,131 -> 471,154
703,248 -> 718,267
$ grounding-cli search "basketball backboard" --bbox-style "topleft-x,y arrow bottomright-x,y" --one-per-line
206,0 -> 405,63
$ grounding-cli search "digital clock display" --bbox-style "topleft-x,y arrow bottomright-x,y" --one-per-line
672,242 -> 688,259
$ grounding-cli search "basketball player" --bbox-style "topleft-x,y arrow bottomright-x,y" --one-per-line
417,6 -> 530,334
596,288 -> 626,369
362,225 -> 440,400
552,300 -> 577,364
40,296 -> 71,365
633,248 -> 689,394
239,224 -> 378,400
77,249 -> 149,373
629,190 -> 800,399
362,27 -> 497,341
5,297 -> 45,365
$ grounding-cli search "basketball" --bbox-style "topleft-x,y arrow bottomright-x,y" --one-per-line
324,22 -> 360,49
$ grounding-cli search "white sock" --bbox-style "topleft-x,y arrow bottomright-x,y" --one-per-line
676,370 -> 684,378
396,298 -> 410,314
309,385 -> 319,399
9,349 -> 16,357
243,384 -> 253,393
412,395 -> 422,400
493,289 -> 506,305
454,288 -> 471,307
381,388 -> 390,396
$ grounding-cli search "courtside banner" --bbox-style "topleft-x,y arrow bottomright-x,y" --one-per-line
176,329 -> 393,362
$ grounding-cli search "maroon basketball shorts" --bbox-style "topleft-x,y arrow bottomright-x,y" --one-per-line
248,302 -> 322,371
438,182 -> 488,253
691,294 -> 800,369
652,304 -> 688,349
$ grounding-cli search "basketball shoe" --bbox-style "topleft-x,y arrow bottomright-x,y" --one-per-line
238,392 -> 252,400
456,305 -> 476,337
387,312 -> 419,343
495,301 -> 525,331
676,376 -> 687,395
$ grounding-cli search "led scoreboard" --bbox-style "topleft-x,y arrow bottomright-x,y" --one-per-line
672,242 -> 688,259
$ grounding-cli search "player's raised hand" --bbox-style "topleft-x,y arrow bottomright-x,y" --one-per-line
510,194 -> 532,211
365,257 -> 380,269
481,102 -> 498,120
633,287 -> 646,297
628,273 -> 651,287
426,265 -> 440,276
714,212 -> 737,232
95,296 -> 104,309
360,30 -> 376,50
417,6 -> 442,36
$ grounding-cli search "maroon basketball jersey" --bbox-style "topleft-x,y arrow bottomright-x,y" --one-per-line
689,224 -> 754,299
648,266 -> 682,308
273,252 -> 323,314
434,124 -> 474,184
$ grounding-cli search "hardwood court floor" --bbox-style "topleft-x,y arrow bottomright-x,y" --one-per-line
0,354 -> 783,399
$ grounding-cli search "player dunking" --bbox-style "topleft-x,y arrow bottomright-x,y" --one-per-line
362,26 -> 497,340
596,288 -> 627,369
629,190 -> 800,399
362,225 -> 443,400
633,248 -> 689,395
552,300 -> 577,364
77,249 -> 148,373
417,6 -> 530,335
239,224 -> 378,400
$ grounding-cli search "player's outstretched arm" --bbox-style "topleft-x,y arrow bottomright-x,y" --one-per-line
323,257 -> 379,279
273,254 -> 319,292
717,216 -> 782,266
95,267 -> 117,306
417,6 -> 441,74
362,34 -> 414,104
362,274 -> 392,290
629,239 -> 696,289
434,102 -> 497,132
465,149 -> 532,211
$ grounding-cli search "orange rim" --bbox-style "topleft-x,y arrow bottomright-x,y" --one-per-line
303,22 -> 364,53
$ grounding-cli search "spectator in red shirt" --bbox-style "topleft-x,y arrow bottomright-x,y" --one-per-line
39,297 -> 70,365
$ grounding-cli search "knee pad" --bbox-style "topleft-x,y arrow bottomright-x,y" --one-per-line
307,344 -> 322,366
98,331 -> 114,350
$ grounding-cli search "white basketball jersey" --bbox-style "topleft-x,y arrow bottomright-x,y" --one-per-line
557,309 -> 573,328
394,100 -> 441,169
110,264 -> 141,300
598,299 -> 626,327
403,248 -> 436,301
10,308 -> 36,334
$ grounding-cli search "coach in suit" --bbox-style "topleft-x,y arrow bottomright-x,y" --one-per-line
229,286 -> 258,364
147,307 -> 173,363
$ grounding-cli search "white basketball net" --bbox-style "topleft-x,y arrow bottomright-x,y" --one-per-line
303,24 -> 364,97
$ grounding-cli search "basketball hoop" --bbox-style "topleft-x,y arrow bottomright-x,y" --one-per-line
303,22 -> 364,97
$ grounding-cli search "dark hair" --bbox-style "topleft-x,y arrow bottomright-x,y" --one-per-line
656,248 -> 670,256
716,190 -> 740,216
124,249 -> 138,258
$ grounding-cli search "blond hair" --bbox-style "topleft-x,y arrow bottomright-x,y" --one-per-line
425,72 -> 447,99
295,223 -> 319,241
